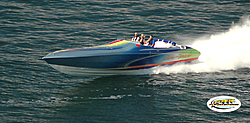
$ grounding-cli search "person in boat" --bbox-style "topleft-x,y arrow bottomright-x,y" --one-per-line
146,35 -> 153,46
150,39 -> 158,47
139,34 -> 145,45
131,32 -> 140,42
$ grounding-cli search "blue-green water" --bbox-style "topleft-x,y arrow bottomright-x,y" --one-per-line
1,0 -> 250,122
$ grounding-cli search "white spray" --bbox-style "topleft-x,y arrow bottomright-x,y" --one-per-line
152,16 -> 250,74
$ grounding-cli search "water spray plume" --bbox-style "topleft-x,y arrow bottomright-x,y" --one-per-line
153,16 -> 250,74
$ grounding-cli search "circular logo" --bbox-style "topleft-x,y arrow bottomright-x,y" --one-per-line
207,96 -> 241,112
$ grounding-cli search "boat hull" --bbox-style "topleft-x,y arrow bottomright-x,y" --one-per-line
42,39 -> 201,76
48,64 -> 150,77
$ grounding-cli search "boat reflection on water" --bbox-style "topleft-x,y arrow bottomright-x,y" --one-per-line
42,39 -> 200,76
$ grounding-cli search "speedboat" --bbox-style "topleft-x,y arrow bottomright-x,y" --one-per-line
42,39 -> 200,76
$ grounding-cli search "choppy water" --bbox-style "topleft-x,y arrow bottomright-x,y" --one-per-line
1,0 -> 250,122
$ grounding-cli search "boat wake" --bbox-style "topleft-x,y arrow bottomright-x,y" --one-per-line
152,16 -> 250,74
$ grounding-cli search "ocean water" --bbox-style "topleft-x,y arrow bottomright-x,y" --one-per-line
1,0 -> 250,122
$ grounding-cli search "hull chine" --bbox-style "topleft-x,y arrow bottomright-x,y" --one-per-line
48,64 -> 150,77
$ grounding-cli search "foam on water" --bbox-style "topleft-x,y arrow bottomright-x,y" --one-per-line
153,16 -> 250,74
